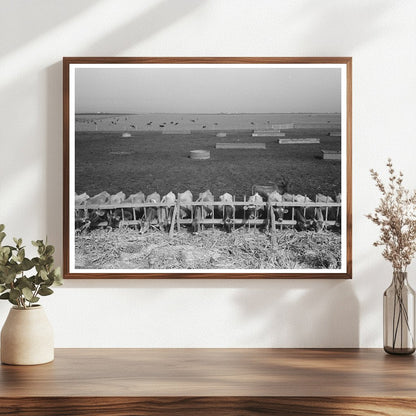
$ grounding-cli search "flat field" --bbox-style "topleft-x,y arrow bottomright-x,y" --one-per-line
75,129 -> 341,199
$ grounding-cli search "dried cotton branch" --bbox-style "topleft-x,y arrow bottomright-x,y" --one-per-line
367,159 -> 416,272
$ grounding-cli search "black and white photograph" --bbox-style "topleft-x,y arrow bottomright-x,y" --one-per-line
64,58 -> 352,278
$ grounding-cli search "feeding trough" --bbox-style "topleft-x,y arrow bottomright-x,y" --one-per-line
321,150 -> 341,160
278,138 -> 320,144
190,150 -> 210,160
216,132 -> 227,138
216,143 -> 266,149
121,132 -> 132,138
252,130 -> 285,137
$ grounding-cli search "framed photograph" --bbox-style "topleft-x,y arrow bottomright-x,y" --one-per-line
63,57 -> 352,279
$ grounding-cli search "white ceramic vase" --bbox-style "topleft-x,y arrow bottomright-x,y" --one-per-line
1,305 -> 54,365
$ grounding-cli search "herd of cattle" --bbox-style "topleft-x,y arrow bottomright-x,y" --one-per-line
75,181 -> 341,235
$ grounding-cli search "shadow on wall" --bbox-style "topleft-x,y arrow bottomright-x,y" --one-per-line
290,0 -> 393,51
233,279 -> 359,347
83,0 -> 206,55
45,0 -> 205,264
1,0 -> 101,56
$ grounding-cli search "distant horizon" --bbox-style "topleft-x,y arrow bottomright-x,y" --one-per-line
75,111 -> 342,115
75,67 -> 342,113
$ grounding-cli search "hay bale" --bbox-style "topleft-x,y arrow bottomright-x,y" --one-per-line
216,132 -> 227,138
190,150 -> 210,160
121,132 -> 131,138
329,132 -> 341,137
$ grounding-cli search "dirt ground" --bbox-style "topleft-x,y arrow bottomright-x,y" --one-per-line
75,129 -> 341,199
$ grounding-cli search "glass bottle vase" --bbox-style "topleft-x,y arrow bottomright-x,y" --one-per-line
383,271 -> 416,355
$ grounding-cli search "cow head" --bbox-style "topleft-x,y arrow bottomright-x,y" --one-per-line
244,194 -> 264,220
272,206 -> 289,222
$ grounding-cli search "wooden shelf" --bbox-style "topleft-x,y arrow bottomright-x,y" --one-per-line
1,348 -> 415,415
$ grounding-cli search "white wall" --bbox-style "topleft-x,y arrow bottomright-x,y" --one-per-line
1,0 -> 415,347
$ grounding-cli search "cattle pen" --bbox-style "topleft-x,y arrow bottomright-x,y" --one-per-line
75,196 -> 341,236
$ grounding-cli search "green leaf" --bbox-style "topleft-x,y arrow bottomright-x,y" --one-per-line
0,246 -> 10,255
17,248 -> 25,263
17,276 -> 35,291
0,224 -> 4,232
32,240 -> 43,247
39,269 -> 48,281
22,287 -> 34,300
0,286 -> 6,294
13,237 -> 22,248
38,287 -> 53,296
0,292 -> 9,299
20,258 -> 33,271
1,270 -> 17,285
45,245 -> 55,256
0,232 -> 6,244
9,288 -> 21,301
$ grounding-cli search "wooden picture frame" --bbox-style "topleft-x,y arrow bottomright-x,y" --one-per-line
63,57 -> 352,279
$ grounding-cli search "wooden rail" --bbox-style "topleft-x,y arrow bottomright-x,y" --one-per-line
76,198 -> 341,232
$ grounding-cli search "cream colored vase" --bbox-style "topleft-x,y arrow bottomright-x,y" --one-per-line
1,305 -> 54,365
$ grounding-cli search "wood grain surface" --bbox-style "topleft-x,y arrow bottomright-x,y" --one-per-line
1,349 -> 415,415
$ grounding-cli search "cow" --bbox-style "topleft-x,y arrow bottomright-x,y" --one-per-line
252,177 -> 288,200
243,193 -> 264,221
86,191 -> 111,206
74,193 -> 90,232
75,192 -> 89,205
218,193 -> 234,233
283,194 -> 323,232
192,190 -> 214,233
140,192 -> 161,234
178,190 -> 193,219
334,193 -> 342,231
123,191 -> 146,220
267,191 -> 288,228
103,191 -> 128,228
110,191 -> 126,204
108,208 -> 133,229
81,191 -> 112,232
159,191 -> 176,230
315,194 -> 335,229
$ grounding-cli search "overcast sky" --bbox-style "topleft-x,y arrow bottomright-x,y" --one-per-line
75,66 -> 341,113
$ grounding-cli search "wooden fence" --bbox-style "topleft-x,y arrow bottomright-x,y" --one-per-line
76,196 -> 341,235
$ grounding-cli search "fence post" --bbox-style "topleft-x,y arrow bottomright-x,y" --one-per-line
176,198 -> 180,232
270,203 -> 277,247
325,196 -> 329,222
169,205 -> 177,238
233,195 -> 236,231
